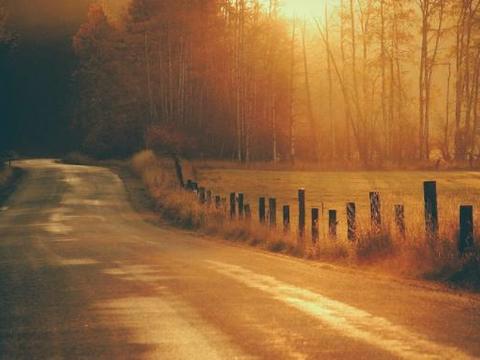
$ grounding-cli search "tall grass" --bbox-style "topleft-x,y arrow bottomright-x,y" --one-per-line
132,151 -> 480,290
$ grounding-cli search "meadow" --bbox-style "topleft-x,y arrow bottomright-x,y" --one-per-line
130,151 -> 480,289
197,168 -> 480,243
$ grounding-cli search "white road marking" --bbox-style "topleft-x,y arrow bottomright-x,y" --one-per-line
207,260 -> 474,360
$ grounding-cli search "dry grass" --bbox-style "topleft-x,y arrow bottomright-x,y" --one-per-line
130,151 -> 480,290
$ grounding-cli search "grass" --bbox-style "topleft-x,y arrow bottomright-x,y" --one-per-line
62,151 -> 480,291
131,150 -> 480,291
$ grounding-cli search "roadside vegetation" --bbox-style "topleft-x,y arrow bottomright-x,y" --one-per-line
0,162 -> 23,205
130,150 -> 480,291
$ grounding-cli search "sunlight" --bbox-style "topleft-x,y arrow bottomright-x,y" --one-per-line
276,0 -> 329,19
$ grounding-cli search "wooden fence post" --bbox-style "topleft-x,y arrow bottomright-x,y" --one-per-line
424,181 -> 438,237
259,197 -> 266,223
370,192 -> 381,232
206,190 -> 212,205
312,208 -> 319,242
230,193 -> 236,218
459,205 -> 474,254
244,204 -> 252,220
198,188 -> 206,204
269,198 -> 277,227
394,204 -> 406,238
215,195 -> 222,209
347,202 -> 356,241
238,193 -> 244,218
329,210 -> 337,239
283,205 -> 290,233
298,189 -> 306,237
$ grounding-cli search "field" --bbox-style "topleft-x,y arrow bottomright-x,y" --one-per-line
197,168 -> 480,242
128,151 -> 479,288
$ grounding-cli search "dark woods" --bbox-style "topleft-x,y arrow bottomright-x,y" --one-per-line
72,1 -> 292,161
71,0 -> 480,166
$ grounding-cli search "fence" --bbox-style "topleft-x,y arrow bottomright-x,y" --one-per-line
185,180 -> 475,256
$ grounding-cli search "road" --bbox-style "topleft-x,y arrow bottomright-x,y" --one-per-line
0,160 -> 479,359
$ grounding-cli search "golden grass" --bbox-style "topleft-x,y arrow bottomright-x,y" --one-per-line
132,150 -> 480,290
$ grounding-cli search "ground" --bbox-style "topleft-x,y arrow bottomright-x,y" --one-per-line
0,160 -> 479,359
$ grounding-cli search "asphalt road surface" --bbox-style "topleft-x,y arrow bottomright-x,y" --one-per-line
1,160 -> 479,359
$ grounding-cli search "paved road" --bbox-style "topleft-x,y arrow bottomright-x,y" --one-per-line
1,160 -> 479,359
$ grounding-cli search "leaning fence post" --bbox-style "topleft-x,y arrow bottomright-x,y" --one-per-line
230,193 -> 236,218
459,205 -> 474,254
283,205 -> 290,233
347,202 -> 356,241
394,204 -> 406,238
329,210 -> 337,239
298,189 -> 306,237
312,208 -> 319,242
370,192 -> 381,232
238,193 -> 244,218
259,197 -> 266,223
269,198 -> 277,227
424,181 -> 438,238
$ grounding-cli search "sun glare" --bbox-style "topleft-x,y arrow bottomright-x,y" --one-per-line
277,0 -> 328,18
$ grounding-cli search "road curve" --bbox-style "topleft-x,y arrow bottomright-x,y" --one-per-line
0,160 -> 479,359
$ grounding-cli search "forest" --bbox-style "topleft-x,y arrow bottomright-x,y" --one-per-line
70,0 -> 480,166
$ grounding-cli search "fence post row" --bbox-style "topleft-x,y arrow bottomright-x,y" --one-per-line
195,180 -> 474,260
394,204 -> 406,238
230,193 -> 236,218
347,202 -> 356,241
370,192 -> 381,233
298,189 -> 306,237
269,198 -> 277,227
283,205 -> 290,233
424,181 -> 438,238
329,210 -> 337,240
312,208 -> 319,242
459,205 -> 474,254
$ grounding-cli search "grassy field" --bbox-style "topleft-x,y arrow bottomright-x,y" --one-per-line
197,169 -> 480,242
84,150 -> 479,290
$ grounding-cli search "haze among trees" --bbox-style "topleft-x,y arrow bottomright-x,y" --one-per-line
71,0 -> 480,166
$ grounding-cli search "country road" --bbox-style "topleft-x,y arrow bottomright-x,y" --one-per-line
0,160 -> 479,359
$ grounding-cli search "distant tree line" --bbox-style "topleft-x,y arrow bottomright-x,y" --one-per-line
72,0 -> 480,165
